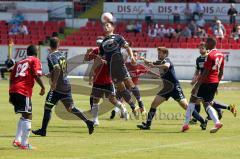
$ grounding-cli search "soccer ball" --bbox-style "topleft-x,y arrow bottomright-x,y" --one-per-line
101,12 -> 114,23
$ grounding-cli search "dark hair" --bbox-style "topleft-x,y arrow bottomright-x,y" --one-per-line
157,47 -> 169,57
198,42 -> 206,48
50,37 -> 59,50
206,37 -> 217,49
27,45 -> 38,56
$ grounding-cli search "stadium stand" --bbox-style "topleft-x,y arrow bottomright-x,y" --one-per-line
61,20 -> 240,49
0,20 -> 65,45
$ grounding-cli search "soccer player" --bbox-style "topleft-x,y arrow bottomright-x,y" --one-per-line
32,37 -> 94,136
10,45 -> 45,149
110,50 -> 160,119
182,37 -> 225,133
99,22 -> 140,116
137,47 -> 205,130
190,42 -> 237,124
84,38 -> 129,126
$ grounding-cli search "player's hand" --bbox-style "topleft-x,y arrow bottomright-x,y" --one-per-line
101,59 -> 107,64
191,87 -> 197,95
51,83 -> 57,91
89,77 -> 93,86
39,88 -> 45,96
190,80 -> 196,86
87,48 -> 93,53
139,56 -> 145,60
148,63 -> 155,68
131,56 -> 137,65
44,73 -> 50,78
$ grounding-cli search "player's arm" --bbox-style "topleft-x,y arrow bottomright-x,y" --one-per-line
152,62 -> 170,70
191,69 -> 200,85
218,59 -> 224,81
33,59 -> 45,95
124,45 -> 136,64
51,64 -> 61,90
35,76 -> 45,96
84,48 -> 94,61
147,69 -> 160,78
89,59 -> 101,85
192,68 -> 210,95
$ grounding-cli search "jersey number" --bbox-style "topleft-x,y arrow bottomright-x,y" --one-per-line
59,58 -> 67,75
15,62 -> 29,77
212,57 -> 223,71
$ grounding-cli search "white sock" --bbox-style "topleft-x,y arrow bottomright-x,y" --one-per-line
92,104 -> 99,121
114,105 -> 121,113
184,103 -> 195,125
15,117 -> 23,142
21,118 -> 31,146
206,106 -> 220,124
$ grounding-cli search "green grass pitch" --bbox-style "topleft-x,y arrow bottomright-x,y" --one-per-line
0,78 -> 240,159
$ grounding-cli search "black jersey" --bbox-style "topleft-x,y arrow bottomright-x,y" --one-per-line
47,51 -> 71,93
155,57 -> 179,85
196,55 -> 207,74
99,34 -> 131,83
100,34 -> 128,64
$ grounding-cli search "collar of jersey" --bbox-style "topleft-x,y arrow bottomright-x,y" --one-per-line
51,50 -> 59,54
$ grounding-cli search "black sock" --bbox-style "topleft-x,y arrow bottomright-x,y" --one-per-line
146,108 -> 156,126
131,86 -> 142,103
90,96 -> 94,110
119,89 -> 135,110
71,107 -> 88,122
212,101 -> 229,110
41,109 -> 52,131
195,104 -> 201,113
192,110 -> 205,124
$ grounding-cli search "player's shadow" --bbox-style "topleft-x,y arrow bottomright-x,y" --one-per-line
0,135 -> 15,138
0,147 -> 18,151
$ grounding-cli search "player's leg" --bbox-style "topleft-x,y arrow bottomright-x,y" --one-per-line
211,101 -> 237,117
202,84 -> 223,133
190,100 -> 201,125
61,94 -> 94,134
178,97 -> 206,131
90,84 -> 104,126
110,91 -> 124,119
124,79 -> 145,113
106,83 -> 129,120
108,94 -> 129,120
10,93 -> 33,149
92,97 -> 100,126
90,96 -> 94,110
137,95 -> 166,130
20,112 -> 33,149
32,90 -> 59,136
115,82 -> 137,115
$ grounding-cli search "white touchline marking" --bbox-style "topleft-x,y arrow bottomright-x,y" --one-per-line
78,134 -> 240,159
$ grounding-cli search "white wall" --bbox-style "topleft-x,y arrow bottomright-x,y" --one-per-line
1,45 -> 239,81
104,2 -> 240,21
0,1 -> 72,19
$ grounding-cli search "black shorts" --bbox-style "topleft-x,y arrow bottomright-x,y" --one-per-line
111,65 -> 130,83
196,83 -> 218,102
45,90 -> 74,109
91,84 -> 116,99
157,83 -> 185,101
109,54 -> 131,83
9,93 -> 32,114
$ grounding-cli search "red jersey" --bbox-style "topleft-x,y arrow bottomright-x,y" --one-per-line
9,56 -> 42,97
125,62 -> 149,85
86,48 -> 112,85
203,49 -> 224,83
